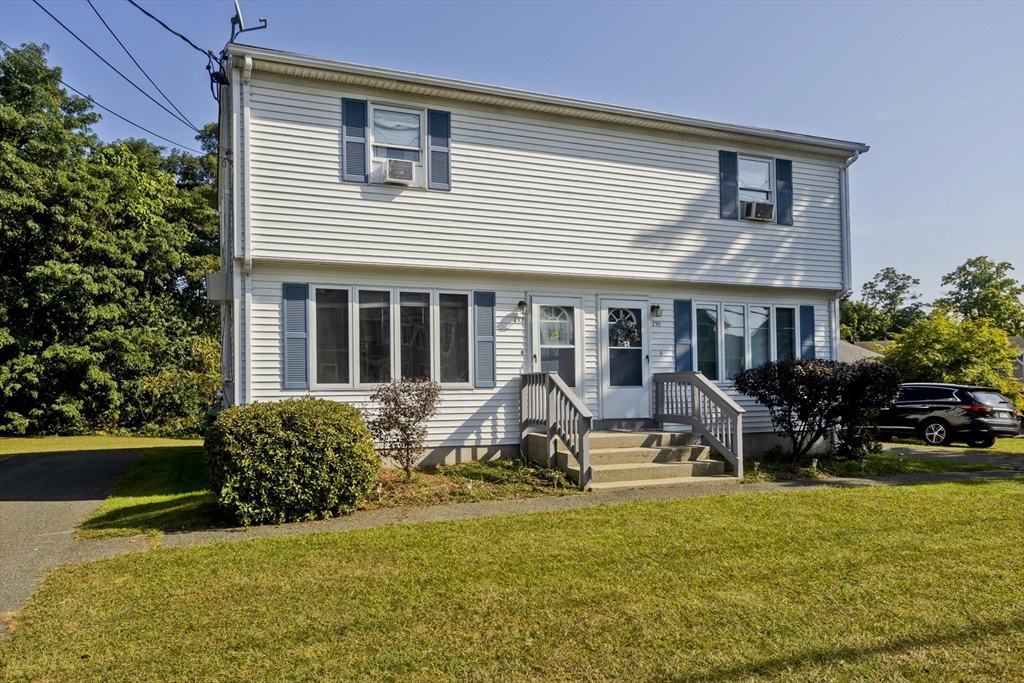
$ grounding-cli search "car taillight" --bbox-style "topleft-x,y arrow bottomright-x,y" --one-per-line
962,404 -> 993,415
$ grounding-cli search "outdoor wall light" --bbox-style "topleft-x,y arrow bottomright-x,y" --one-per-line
517,300 -> 529,316
650,304 -> 662,318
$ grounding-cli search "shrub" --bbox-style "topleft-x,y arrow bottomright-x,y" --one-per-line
834,360 -> 902,458
734,359 -> 845,463
734,358 -> 903,463
367,378 -> 442,480
205,397 -> 379,526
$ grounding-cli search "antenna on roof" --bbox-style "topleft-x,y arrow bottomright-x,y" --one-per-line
230,0 -> 267,43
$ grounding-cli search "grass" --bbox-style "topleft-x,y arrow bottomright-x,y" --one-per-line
0,434 -> 202,460
743,451 -> 1008,483
76,445 -> 578,539
2,480 -> 1022,681
362,459 -> 579,510
886,435 -> 1024,457
76,446 -> 223,540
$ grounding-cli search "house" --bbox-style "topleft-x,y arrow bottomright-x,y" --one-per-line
1010,337 -> 1024,382
210,44 -> 868,487
840,340 -> 882,363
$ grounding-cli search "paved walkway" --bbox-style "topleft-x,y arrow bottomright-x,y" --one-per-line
2,448 -> 1023,634
882,443 -> 1024,470
0,450 -> 147,617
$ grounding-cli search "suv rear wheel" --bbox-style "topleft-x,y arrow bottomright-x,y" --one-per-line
966,435 -> 996,448
921,419 -> 953,447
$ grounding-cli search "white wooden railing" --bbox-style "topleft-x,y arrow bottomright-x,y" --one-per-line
519,372 -> 593,490
653,372 -> 745,479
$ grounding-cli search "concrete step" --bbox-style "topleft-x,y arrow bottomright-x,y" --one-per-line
589,474 -> 737,490
526,430 -> 697,465
559,445 -> 712,468
567,459 -> 726,484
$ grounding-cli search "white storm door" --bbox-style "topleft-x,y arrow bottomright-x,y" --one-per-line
531,297 -> 584,399
600,299 -> 650,419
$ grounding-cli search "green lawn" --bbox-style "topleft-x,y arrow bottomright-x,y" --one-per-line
77,446 -> 224,539
0,435 -> 203,460
887,436 -> 1024,457
3,480 -> 1022,682
744,451 -> 1009,483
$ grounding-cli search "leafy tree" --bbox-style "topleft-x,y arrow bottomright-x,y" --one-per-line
834,361 -> 902,458
861,267 -> 922,318
840,295 -> 886,342
935,256 -> 1024,336
841,268 -> 925,341
882,310 -> 1023,410
0,43 -> 219,435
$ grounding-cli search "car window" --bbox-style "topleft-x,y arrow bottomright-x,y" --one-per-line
971,392 -> 1008,406
899,388 -> 923,402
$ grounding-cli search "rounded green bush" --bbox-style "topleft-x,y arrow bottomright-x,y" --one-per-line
205,397 -> 380,526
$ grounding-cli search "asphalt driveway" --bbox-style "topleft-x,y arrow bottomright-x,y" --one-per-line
0,450 -> 144,618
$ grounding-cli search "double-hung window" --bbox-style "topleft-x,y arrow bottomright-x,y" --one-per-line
372,107 -> 422,162
738,157 -> 773,205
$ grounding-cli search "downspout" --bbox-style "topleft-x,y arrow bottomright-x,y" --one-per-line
833,150 -> 861,361
230,60 -> 243,406
242,54 -> 253,405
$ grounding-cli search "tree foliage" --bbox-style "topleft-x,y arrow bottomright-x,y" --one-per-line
882,310 -> 1023,410
841,267 -> 925,342
935,256 -> 1024,336
0,43 -> 219,435
367,379 -> 443,479
833,361 -> 903,459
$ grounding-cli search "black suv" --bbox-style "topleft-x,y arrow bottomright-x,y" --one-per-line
878,383 -> 1020,448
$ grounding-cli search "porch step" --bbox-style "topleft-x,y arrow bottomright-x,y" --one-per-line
588,474 -> 736,490
568,460 -> 726,484
587,445 -> 712,466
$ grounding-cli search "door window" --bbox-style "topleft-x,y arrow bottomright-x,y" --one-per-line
539,305 -> 576,387
608,307 -> 643,387
696,305 -> 719,380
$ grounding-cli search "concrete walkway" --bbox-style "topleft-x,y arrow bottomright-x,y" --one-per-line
882,443 -> 1024,470
2,448 -> 1023,633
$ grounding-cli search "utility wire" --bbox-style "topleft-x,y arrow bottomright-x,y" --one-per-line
61,79 -> 206,154
125,0 -> 216,59
86,0 -> 199,132
31,0 -> 200,133
1,39 -> 205,154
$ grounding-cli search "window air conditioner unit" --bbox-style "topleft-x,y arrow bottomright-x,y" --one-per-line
382,158 -> 414,185
742,200 -> 775,221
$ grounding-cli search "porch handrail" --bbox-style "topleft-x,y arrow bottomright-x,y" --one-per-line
653,372 -> 745,479
519,372 -> 593,490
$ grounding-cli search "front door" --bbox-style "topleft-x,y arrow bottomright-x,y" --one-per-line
531,297 -> 584,398
600,299 -> 650,419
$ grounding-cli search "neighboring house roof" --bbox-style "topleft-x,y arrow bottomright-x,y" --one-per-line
1009,336 -> 1024,354
225,43 -> 870,158
854,340 -> 894,353
841,340 -> 882,362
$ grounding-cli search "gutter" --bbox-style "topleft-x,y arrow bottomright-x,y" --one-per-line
832,149 -> 861,363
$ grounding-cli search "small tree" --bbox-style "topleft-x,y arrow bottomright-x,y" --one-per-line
834,361 -> 902,458
367,378 -> 442,480
733,359 -> 846,464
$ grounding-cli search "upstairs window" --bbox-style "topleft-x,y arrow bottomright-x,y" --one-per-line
738,157 -> 772,204
372,108 -> 421,161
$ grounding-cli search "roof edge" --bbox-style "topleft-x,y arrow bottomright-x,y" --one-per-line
225,44 -> 870,158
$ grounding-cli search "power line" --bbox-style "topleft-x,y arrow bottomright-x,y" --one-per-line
31,0 -> 200,133
125,0 -> 215,59
61,80 -> 206,154
86,0 -> 198,132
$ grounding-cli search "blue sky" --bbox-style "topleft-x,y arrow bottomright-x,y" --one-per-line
2,0 -> 1022,301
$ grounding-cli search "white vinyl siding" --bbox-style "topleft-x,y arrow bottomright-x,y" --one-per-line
244,74 -> 844,291
243,263 -> 835,446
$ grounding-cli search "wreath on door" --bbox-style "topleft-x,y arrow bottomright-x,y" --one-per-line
609,308 -> 641,347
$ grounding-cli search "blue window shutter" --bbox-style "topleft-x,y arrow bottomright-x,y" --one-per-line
719,151 -> 739,219
474,291 -> 496,388
674,300 -> 693,372
283,284 -> 309,389
342,98 -> 367,183
800,305 -> 816,359
427,110 -> 451,191
776,159 -> 793,226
